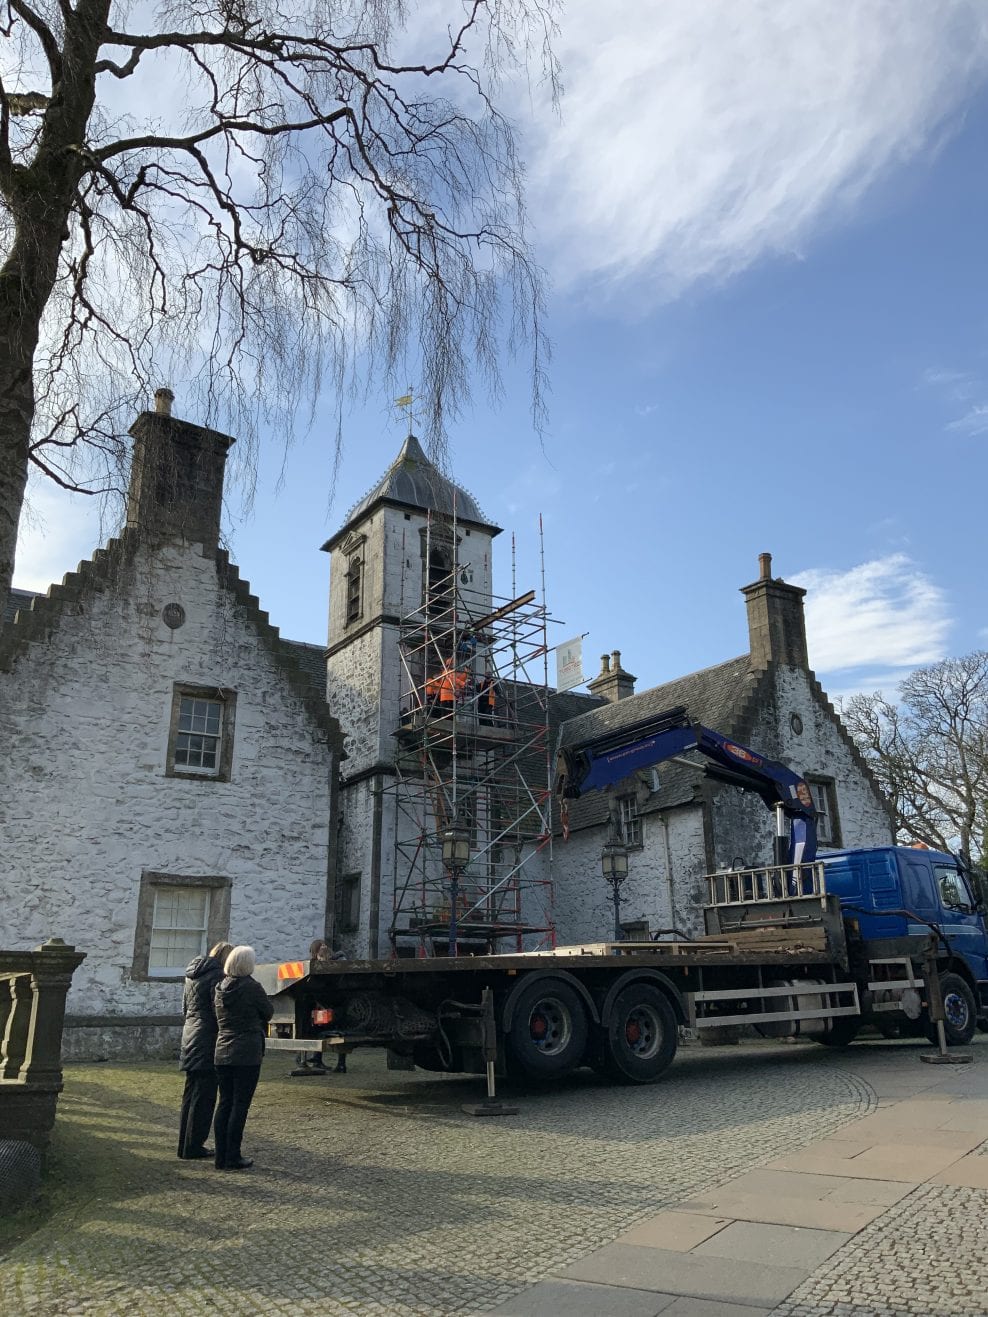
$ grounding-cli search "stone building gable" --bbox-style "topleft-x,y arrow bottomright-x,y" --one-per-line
722,657 -> 891,825
2,534 -> 342,759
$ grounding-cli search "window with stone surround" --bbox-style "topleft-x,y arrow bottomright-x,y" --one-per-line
618,794 -> 643,848
166,684 -> 237,781
132,872 -> 232,980
336,873 -> 362,934
807,777 -> 841,848
345,555 -> 363,625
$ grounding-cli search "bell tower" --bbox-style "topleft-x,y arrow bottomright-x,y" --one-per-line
322,435 -> 501,955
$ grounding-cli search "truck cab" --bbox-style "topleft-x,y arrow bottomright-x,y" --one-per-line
822,845 -> 988,1033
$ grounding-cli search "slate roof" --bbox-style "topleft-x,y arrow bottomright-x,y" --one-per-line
555,654 -> 758,834
284,640 -> 327,693
4,588 -> 39,628
326,435 -> 499,548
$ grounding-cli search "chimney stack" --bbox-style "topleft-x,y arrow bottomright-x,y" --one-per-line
587,649 -> 637,703
126,390 -> 235,554
741,552 -> 809,670
154,387 -> 174,416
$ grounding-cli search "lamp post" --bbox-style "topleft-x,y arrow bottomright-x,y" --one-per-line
601,839 -> 630,944
442,821 -> 471,957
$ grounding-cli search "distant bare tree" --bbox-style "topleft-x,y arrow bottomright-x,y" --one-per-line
842,652 -> 988,863
0,0 -> 556,612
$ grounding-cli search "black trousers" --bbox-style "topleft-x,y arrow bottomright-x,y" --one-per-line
178,1068 -> 218,1158
214,1064 -> 261,1167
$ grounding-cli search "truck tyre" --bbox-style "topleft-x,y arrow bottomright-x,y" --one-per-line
813,1017 -> 860,1048
505,979 -> 588,1079
600,984 -> 678,1085
925,973 -> 977,1047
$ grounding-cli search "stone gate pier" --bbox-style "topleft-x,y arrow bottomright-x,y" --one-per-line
1,938 -> 86,1156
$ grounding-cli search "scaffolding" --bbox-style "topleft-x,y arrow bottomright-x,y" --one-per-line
387,511 -> 556,957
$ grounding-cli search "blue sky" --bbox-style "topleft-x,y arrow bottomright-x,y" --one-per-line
14,1 -> 988,703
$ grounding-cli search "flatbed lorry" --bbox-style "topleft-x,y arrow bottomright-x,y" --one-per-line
258,707 -> 988,1084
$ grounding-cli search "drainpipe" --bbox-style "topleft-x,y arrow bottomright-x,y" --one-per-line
659,814 -> 676,929
368,774 -> 384,958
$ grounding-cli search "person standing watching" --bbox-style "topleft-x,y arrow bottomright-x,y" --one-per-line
177,940 -> 233,1160
213,945 -> 274,1171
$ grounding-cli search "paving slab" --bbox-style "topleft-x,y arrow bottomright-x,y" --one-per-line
932,1153 -> 988,1189
677,1189 -> 886,1232
618,1210 -> 733,1251
764,1142 -> 962,1181
823,1120 -> 984,1151
487,1279 -> 673,1316
690,1220 -> 850,1269
661,1301 -> 772,1317
558,1242 -> 808,1306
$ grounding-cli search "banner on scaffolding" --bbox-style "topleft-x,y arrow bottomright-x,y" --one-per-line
555,636 -> 585,692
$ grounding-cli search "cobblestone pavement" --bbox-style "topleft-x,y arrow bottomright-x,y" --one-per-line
770,1044 -> 988,1317
774,1182 -> 988,1317
0,1042 -> 876,1316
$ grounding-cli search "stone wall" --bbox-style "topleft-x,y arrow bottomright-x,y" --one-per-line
552,806 -> 708,944
0,541 -> 336,1050
709,664 -> 893,871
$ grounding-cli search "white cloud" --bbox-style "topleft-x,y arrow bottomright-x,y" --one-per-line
528,1 -> 988,299
946,404 -> 988,436
13,479 -> 107,593
791,554 -> 951,674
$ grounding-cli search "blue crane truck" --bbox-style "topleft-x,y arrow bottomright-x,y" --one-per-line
257,705 -> 988,1084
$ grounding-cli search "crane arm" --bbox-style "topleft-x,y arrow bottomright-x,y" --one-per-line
556,704 -> 817,864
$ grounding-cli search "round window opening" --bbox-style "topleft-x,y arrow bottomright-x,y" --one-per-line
789,712 -> 804,736
162,603 -> 186,630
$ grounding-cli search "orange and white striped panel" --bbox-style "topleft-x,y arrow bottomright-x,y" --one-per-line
277,960 -> 306,981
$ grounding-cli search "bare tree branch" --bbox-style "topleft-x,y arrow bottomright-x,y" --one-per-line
0,0 -> 559,614
842,652 -> 988,863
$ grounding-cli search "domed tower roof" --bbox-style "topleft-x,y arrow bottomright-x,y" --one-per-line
323,434 -> 501,550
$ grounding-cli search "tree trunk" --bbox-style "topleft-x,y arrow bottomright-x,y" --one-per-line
0,373 -> 32,620
0,0 -> 109,626
0,229 -> 63,627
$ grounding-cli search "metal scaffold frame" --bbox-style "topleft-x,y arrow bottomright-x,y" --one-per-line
387,508 -> 556,957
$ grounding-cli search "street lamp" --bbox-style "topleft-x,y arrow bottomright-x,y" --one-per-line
601,839 -> 630,943
442,821 -> 471,957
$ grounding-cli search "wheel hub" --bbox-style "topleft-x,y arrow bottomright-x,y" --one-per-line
527,997 -> 572,1055
945,992 -> 968,1029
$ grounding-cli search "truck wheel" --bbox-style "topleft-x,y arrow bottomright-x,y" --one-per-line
813,1017 -> 860,1048
505,979 -> 588,1079
925,974 -> 977,1046
601,984 -> 678,1085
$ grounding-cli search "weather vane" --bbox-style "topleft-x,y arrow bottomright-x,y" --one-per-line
395,387 -> 416,438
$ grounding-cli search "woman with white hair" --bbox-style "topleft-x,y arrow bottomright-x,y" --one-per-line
177,940 -> 233,1160
213,945 -> 274,1171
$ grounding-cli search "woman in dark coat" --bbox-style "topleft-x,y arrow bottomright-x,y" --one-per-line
177,940 -> 232,1160
213,945 -> 274,1171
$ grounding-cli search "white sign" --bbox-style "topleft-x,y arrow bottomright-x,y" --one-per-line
555,636 -> 585,692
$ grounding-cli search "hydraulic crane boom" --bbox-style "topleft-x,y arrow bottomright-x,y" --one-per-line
556,704 -> 818,865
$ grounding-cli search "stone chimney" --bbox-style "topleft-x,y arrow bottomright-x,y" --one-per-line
587,650 -> 637,702
126,390 -> 235,553
740,552 -> 809,669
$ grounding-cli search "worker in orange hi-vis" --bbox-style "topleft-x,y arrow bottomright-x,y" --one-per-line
437,662 -> 467,708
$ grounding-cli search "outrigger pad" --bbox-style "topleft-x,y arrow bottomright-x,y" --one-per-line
920,1052 -> 973,1065
290,1067 -> 331,1077
461,1101 -> 520,1117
